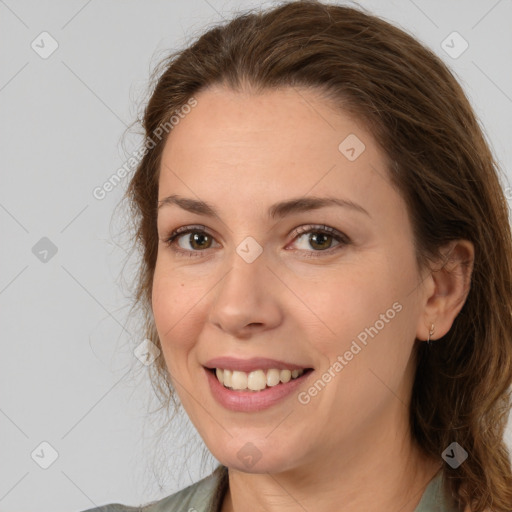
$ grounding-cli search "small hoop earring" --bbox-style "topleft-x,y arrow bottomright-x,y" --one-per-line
427,323 -> 435,345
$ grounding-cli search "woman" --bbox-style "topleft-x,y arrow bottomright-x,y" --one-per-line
83,1 -> 512,511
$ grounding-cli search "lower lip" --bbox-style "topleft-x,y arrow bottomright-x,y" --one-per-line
205,368 -> 312,412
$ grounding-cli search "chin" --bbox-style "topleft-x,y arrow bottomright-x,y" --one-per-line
211,442 -> 303,475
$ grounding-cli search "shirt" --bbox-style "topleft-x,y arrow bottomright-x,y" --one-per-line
80,465 -> 458,512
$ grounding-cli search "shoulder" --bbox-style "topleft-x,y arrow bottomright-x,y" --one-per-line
141,468 -> 224,512
80,505 -> 140,512
79,466 -> 227,512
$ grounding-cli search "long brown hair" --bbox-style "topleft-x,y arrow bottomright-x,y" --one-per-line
122,1 -> 512,510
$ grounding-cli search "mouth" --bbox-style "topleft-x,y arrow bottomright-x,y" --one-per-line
205,367 -> 314,392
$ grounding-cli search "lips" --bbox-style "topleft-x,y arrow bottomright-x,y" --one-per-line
204,363 -> 313,412
202,356 -> 313,408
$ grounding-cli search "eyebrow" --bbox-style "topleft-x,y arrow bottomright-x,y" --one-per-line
157,194 -> 371,219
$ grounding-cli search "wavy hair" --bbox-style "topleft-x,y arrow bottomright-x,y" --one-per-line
122,1 -> 512,510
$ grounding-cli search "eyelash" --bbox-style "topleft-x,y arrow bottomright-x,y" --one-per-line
161,224 -> 351,259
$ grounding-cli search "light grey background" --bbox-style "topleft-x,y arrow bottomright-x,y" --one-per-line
1,1 -> 511,511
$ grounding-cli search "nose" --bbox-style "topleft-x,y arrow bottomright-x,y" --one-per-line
207,249 -> 284,338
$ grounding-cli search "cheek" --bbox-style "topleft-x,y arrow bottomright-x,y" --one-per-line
301,264 -> 388,331
306,255 -> 419,366
151,267 -> 205,369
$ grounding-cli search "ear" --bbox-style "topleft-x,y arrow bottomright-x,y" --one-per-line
416,239 -> 474,342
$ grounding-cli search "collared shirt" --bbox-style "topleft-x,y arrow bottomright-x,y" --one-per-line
80,466 -> 458,512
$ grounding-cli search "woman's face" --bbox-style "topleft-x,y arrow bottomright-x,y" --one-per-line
152,85 -> 430,473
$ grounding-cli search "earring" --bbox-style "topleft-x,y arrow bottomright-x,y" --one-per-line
427,323 -> 435,345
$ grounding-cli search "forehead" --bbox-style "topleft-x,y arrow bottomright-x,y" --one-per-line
158,86 -> 392,212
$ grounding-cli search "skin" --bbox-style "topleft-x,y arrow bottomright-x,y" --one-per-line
152,85 -> 474,512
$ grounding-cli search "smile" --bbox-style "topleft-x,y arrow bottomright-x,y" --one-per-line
203,356 -> 314,411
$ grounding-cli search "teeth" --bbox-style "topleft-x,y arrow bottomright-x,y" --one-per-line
214,367 -> 305,391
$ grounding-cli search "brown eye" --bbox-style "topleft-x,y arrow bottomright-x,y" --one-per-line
163,226 -> 220,258
291,225 -> 349,255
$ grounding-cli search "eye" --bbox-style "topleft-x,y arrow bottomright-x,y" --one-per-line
288,225 -> 350,257
161,225 -> 220,257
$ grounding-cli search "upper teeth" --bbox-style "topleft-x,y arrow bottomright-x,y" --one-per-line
215,368 -> 305,391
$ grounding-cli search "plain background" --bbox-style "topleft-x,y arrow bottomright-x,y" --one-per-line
1,1 -> 512,511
